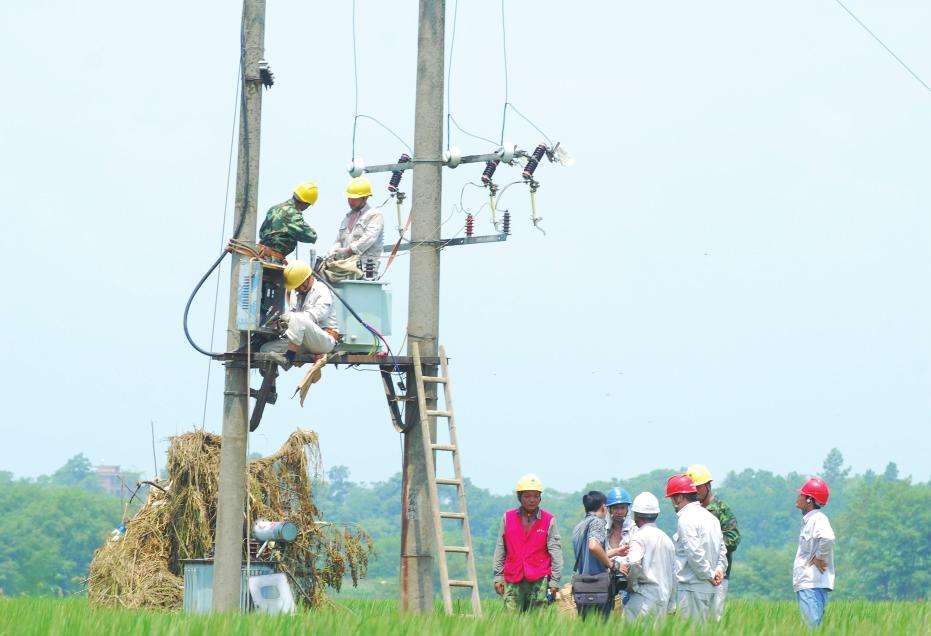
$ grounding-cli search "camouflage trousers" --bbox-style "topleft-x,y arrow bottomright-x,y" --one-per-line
503,578 -> 548,612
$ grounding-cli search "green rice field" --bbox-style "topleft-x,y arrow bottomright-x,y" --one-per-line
0,597 -> 927,635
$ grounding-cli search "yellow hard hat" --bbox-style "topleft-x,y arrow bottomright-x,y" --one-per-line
346,176 -> 373,198
293,181 -> 319,205
283,260 -> 312,290
686,464 -> 713,486
515,474 -> 544,494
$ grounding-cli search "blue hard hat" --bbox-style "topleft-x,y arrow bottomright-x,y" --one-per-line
606,487 -> 633,507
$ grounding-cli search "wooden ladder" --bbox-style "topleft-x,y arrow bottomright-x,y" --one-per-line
410,342 -> 482,616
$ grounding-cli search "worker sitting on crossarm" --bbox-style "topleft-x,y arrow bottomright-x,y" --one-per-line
260,259 -> 339,368
326,176 -> 384,278
257,181 -> 319,263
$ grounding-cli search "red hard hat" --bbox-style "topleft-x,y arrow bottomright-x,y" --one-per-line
665,474 -> 698,498
799,477 -> 830,506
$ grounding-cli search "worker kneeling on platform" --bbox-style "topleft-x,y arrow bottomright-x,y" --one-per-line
261,259 -> 339,369
492,474 -> 563,612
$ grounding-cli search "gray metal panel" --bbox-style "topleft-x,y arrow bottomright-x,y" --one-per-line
182,560 -> 276,613
333,280 -> 392,352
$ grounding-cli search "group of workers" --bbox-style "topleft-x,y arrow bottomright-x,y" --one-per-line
251,177 -> 385,368
493,468 -> 836,627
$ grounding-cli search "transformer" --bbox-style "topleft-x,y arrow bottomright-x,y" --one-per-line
331,279 -> 392,353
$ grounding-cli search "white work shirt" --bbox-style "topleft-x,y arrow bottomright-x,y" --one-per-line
330,202 -> 384,274
627,522 -> 677,611
673,501 -> 728,592
605,515 -> 634,569
793,509 -> 836,592
289,280 -> 338,331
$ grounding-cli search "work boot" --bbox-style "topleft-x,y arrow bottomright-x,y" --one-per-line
265,352 -> 292,370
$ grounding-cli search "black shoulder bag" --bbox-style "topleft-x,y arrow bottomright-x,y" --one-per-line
570,518 -> 613,607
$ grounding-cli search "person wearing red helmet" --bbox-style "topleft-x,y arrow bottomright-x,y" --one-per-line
794,477 -> 836,628
665,474 -> 727,622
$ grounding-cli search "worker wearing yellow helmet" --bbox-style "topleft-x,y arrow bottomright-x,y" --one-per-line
259,258 -> 340,369
686,464 -> 741,621
327,176 -> 384,278
492,474 -> 564,613
257,182 -> 319,263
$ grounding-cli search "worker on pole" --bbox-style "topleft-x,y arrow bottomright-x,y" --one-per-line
327,176 -> 385,278
492,474 -> 563,612
686,464 -> 740,620
621,492 -> 676,619
604,486 -> 633,610
665,474 -> 727,622
793,477 -> 835,628
260,259 -> 340,368
257,182 -> 319,263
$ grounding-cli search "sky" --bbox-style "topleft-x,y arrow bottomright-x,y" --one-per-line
1,1 -> 929,493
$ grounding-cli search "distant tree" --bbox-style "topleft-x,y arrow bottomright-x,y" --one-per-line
0,471 -> 12,484
821,448 -> 850,484
51,454 -> 94,487
327,466 -> 352,505
882,462 -> 899,482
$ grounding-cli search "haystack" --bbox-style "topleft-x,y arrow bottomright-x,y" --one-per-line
87,429 -> 371,609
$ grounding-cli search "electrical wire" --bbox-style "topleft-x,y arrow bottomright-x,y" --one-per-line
449,115 -> 499,147
833,0 -> 931,94
200,68 -> 242,427
505,103 -> 554,146
183,7 -> 254,358
351,0 -> 360,158
446,0 -> 459,150
355,114 -> 413,153
499,0 -> 509,144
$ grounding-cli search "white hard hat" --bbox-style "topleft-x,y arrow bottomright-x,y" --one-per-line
631,492 -> 660,515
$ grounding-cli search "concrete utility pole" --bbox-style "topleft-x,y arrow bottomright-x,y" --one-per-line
400,0 -> 445,614
213,0 -> 266,612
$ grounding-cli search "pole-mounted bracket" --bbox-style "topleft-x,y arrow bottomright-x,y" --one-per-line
382,232 -> 508,253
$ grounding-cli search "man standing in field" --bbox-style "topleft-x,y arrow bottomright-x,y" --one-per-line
492,474 -> 563,612
794,477 -> 835,628
622,492 -> 677,619
665,474 -> 727,622
571,491 -> 617,620
687,464 -> 740,620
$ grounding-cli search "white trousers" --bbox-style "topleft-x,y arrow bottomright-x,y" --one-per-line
711,578 -> 728,621
263,313 -> 335,355
677,589 -> 714,622
624,592 -> 666,620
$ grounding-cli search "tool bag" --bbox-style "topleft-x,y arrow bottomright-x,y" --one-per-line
571,518 -> 613,608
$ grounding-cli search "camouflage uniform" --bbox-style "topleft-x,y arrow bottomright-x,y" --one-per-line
258,199 -> 317,257
706,498 -> 740,577
503,578 -> 548,612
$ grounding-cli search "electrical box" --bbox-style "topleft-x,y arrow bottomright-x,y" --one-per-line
235,255 -> 286,334
181,559 -> 277,613
332,279 -> 392,353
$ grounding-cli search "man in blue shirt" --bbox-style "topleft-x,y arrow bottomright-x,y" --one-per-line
571,491 -> 617,619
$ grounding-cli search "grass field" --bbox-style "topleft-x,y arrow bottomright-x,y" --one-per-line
0,597 -> 927,635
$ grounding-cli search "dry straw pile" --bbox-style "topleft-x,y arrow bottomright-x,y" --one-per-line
87,429 -> 371,609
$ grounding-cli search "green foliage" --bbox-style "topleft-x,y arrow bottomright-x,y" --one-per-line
0,482 -> 121,596
0,597 -> 928,635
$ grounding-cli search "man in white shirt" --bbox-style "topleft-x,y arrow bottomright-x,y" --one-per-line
793,477 -> 835,628
328,176 -> 384,278
621,492 -> 676,619
261,259 -> 340,368
665,474 -> 727,622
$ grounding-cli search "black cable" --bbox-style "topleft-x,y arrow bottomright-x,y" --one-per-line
183,9 -> 253,358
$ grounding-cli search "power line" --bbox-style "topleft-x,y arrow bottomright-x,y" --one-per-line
499,0 -> 510,143
446,0 -> 459,150
351,0 -> 360,157
833,0 -> 931,94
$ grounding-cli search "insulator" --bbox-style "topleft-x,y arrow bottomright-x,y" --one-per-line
502,211 -> 511,235
481,160 -> 499,185
364,260 -> 375,279
387,153 -> 411,192
521,144 -> 548,180
465,214 -> 474,237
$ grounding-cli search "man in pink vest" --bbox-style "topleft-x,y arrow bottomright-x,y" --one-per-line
492,474 -> 564,612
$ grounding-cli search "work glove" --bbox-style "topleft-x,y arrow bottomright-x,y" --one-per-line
333,246 -> 353,259
276,313 -> 291,332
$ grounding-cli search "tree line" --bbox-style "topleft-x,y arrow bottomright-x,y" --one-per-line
0,449 -> 927,600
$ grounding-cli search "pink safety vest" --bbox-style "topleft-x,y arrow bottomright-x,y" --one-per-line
502,508 -> 553,584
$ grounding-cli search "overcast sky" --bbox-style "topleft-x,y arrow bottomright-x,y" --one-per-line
1,1 -> 928,492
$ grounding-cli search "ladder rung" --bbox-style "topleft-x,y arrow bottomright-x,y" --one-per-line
431,444 -> 457,452
422,375 -> 447,384
448,579 -> 474,587
426,409 -> 452,418
435,478 -> 461,486
439,511 -> 465,519
444,545 -> 470,553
